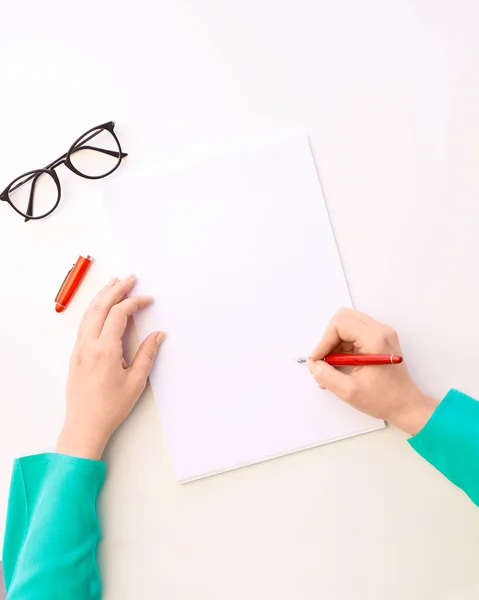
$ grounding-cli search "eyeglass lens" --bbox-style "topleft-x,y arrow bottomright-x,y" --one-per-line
69,128 -> 122,178
8,171 -> 59,219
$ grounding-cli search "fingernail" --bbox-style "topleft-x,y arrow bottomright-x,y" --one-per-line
156,332 -> 166,346
126,274 -> 136,281
108,277 -> 119,286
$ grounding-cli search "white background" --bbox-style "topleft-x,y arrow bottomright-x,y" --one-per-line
1,1 -> 479,599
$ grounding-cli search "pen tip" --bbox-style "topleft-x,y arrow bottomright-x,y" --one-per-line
392,355 -> 403,364
55,303 -> 64,313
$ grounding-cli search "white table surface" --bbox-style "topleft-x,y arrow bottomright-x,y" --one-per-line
1,1 -> 479,598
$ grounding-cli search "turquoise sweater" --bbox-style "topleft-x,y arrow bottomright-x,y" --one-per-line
3,389 -> 479,599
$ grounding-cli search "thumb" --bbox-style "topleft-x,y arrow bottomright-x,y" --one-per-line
129,331 -> 165,386
308,359 -> 355,401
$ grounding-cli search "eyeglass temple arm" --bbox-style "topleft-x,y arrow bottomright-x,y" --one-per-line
24,171 -> 43,223
7,152 -> 68,195
71,129 -> 127,158
19,151 -> 67,220
68,145 -> 128,159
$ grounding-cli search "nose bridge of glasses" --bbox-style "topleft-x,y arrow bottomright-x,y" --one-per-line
47,153 -> 67,171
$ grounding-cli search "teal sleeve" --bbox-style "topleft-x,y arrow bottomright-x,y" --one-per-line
409,389 -> 479,506
2,453 -> 105,599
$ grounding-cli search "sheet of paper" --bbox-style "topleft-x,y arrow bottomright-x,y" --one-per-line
103,133 -> 384,482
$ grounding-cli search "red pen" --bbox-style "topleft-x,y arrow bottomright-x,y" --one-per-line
55,253 -> 93,313
296,354 -> 403,366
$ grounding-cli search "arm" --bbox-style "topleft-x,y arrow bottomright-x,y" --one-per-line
3,455 -> 105,599
408,388 -> 479,506
308,308 -> 479,507
2,275 -> 165,599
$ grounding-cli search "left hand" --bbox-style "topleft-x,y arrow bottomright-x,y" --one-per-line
57,275 -> 165,460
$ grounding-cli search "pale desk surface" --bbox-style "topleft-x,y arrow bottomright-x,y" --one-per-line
1,2 -> 479,599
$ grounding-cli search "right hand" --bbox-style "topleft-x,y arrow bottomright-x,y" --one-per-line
308,308 -> 437,435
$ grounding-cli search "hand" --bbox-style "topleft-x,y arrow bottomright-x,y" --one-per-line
308,308 -> 437,435
57,275 -> 165,460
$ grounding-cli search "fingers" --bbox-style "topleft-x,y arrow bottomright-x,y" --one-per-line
336,341 -> 355,353
129,331 -> 166,388
331,307 -> 377,327
308,359 -> 355,400
310,311 -> 368,360
78,275 -> 138,342
308,308 -> 401,402
100,296 -> 154,343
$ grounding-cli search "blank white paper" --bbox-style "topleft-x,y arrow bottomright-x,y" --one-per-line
103,134 -> 384,482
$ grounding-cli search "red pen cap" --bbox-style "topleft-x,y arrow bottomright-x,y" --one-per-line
55,253 -> 93,313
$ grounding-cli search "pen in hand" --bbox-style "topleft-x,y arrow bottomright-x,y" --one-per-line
297,354 -> 403,366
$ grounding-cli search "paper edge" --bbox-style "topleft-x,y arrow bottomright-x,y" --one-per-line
177,421 -> 386,484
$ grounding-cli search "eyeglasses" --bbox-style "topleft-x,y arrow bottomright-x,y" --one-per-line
0,121 -> 127,222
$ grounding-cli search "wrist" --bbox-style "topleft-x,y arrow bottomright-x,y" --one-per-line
388,388 -> 438,436
56,424 -> 108,461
